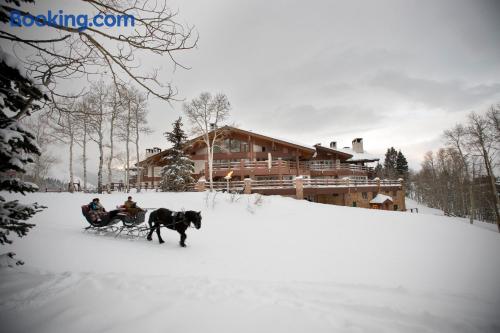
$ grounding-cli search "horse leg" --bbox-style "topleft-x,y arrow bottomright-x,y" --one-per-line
179,230 -> 187,247
156,225 -> 165,244
146,222 -> 155,241
146,213 -> 155,241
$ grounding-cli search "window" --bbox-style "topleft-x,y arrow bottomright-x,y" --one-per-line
262,146 -> 266,152
394,205 -> 398,211
229,139 -> 241,152
352,201 -> 357,207
241,143 -> 249,152
214,144 -> 223,153
393,190 -> 397,197
362,192 -> 368,199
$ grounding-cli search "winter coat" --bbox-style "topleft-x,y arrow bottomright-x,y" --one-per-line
89,201 -> 105,212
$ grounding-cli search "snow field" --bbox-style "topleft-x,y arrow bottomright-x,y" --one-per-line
1,191 -> 499,333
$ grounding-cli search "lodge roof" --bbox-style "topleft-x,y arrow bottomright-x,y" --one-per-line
138,125 -> 381,166
187,125 -> 317,153
313,144 -> 353,160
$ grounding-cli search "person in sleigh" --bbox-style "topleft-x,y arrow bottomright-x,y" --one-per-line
120,196 -> 144,217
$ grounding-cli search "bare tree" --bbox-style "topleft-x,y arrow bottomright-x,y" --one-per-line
86,81 -> 109,193
131,88 -> 149,192
116,85 -> 133,192
184,92 -> 231,191
75,101 -> 91,191
21,112 -> 59,187
443,124 -> 474,223
467,111 -> 500,232
106,84 -> 123,192
0,0 -> 198,106
116,85 -> 149,192
48,100 -> 80,192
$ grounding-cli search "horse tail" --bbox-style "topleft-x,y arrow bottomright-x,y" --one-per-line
148,210 -> 156,227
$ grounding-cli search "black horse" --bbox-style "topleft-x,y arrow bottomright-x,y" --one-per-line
146,208 -> 202,247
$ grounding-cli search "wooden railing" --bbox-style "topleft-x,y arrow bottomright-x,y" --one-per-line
206,178 -> 401,191
207,180 -> 245,191
251,179 -> 295,189
210,160 -> 373,173
303,178 -> 401,187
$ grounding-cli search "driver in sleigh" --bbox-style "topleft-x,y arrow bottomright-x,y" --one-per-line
120,196 -> 144,217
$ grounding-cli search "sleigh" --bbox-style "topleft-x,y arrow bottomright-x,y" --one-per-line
81,205 -> 149,238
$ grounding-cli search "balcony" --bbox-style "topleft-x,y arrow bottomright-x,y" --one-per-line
197,177 -> 403,197
208,160 -> 374,178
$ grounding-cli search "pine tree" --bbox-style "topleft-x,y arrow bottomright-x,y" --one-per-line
373,163 -> 383,178
0,48 -> 46,264
160,117 -> 194,191
396,150 -> 409,179
383,147 -> 398,178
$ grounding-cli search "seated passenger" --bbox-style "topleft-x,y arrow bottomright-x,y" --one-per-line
88,198 -> 106,222
121,196 -> 142,216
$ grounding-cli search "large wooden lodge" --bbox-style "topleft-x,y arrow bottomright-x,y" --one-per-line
135,126 -> 406,211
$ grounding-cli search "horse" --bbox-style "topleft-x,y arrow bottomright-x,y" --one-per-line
146,208 -> 202,247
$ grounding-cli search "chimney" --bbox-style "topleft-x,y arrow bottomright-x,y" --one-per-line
145,147 -> 162,158
329,141 -> 337,149
315,143 -> 322,146
352,138 -> 363,153
210,123 -> 216,131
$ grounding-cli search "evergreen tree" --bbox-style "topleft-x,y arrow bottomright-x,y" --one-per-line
383,147 -> 398,177
0,48 -> 46,263
160,117 -> 194,191
396,150 -> 409,179
373,163 -> 383,178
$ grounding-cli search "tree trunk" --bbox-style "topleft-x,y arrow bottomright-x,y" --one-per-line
69,133 -> 75,193
82,124 -> 87,191
125,142 -> 130,193
33,154 -> 41,186
469,162 -> 475,224
208,146 -> 214,191
457,147 -> 473,224
135,110 -> 141,192
107,114 -> 115,193
96,99 -> 105,194
124,100 -> 132,193
97,134 -> 103,193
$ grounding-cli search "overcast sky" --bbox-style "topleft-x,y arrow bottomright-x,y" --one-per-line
135,0 -> 500,169
9,0 -> 500,175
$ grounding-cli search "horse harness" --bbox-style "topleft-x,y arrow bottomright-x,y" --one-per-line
154,211 -> 192,228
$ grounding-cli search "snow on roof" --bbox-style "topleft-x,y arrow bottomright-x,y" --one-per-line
339,147 -> 380,162
370,194 -> 393,204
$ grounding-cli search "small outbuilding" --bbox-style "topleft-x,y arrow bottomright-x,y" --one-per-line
370,194 -> 393,210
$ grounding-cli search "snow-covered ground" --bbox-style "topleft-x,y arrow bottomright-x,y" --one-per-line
1,191 -> 499,333
406,197 -> 499,232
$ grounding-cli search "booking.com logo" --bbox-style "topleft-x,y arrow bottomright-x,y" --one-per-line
9,10 -> 135,31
